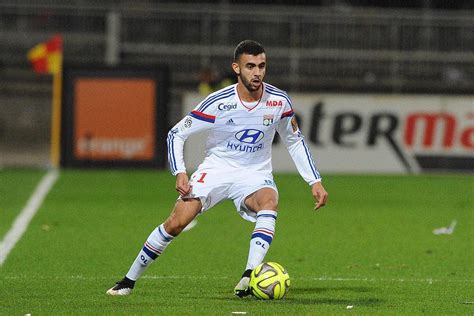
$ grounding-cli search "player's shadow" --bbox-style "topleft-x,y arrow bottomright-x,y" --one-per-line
283,297 -> 382,306
206,286 -> 382,306
285,286 -> 382,306
291,286 -> 373,294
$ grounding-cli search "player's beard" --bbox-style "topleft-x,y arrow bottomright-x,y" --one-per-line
239,74 -> 261,93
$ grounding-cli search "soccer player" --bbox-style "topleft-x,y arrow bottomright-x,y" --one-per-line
107,40 -> 328,297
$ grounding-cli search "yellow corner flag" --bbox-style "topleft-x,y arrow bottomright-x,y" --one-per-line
27,34 -> 63,74
28,34 -> 64,168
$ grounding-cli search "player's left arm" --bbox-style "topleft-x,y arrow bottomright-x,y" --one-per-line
311,181 -> 328,210
276,105 -> 328,210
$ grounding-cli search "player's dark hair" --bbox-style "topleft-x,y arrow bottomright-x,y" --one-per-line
233,40 -> 265,62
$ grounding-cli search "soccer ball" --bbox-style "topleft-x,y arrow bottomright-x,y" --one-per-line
249,262 -> 290,299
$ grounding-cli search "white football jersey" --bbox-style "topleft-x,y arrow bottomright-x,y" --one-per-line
167,83 -> 321,185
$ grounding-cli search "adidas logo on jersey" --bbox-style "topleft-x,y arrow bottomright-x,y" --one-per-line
226,119 -> 236,125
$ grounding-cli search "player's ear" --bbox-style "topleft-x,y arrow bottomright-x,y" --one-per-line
232,62 -> 240,75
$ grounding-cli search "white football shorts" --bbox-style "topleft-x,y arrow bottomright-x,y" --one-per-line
179,168 -> 278,222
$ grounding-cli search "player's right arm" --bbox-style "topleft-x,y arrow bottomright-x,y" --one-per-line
168,85 -> 235,194
167,96 -> 218,176
167,111 -> 215,176
168,109 -> 215,196
175,172 -> 191,196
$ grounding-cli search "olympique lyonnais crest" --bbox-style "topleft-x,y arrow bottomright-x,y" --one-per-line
263,115 -> 274,126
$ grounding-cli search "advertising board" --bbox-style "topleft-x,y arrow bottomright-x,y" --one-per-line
182,92 -> 473,173
62,67 -> 169,168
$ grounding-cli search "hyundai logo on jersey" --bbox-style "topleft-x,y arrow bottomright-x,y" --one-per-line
235,129 -> 265,144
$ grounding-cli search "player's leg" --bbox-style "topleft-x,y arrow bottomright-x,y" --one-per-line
106,198 -> 202,296
235,187 -> 278,297
244,187 -> 278,269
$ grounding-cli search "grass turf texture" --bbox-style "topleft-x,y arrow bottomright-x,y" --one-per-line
0,169 -> 45,238
0,169 -> 472,315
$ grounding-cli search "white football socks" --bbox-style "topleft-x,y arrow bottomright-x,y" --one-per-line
125,224 -> 174,281
245,210 -> 277,271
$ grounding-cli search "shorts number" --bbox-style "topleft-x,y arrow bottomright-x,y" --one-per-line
197,173 -> 207,183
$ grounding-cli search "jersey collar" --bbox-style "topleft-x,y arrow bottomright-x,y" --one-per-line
236,83 -> 264,112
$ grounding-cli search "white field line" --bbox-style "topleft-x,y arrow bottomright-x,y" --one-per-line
0,169 -> 59,266
310,276 -> 474,284
2,274 -> 473,284
143,275 -> 474,284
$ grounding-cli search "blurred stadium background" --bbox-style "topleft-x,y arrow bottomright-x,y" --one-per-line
1,2 -> 473,314
0,0 -> 472,170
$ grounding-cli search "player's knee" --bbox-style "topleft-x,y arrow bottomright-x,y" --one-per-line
259,198 -> 278,211
163,219 -> 186,237
250,188 -> 279,211
164,199 -> 200,236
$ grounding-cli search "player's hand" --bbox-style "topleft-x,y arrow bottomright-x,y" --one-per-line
176,172 -> 192,196
311,182 -> 328,210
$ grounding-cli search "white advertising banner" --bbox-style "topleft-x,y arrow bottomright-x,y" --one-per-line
181,93 -> 473,173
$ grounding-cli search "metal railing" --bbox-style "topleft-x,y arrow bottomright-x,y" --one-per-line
0,3 -> 473,93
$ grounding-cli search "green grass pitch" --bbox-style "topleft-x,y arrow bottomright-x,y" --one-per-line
0,169 -> 472,315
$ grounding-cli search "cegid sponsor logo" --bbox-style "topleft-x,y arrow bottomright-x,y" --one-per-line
218,102 -> 237,111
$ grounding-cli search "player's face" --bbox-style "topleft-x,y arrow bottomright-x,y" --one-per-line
233,53 -> 266,92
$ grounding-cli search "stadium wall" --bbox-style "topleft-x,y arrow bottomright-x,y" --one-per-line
182,92 -> 473,173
